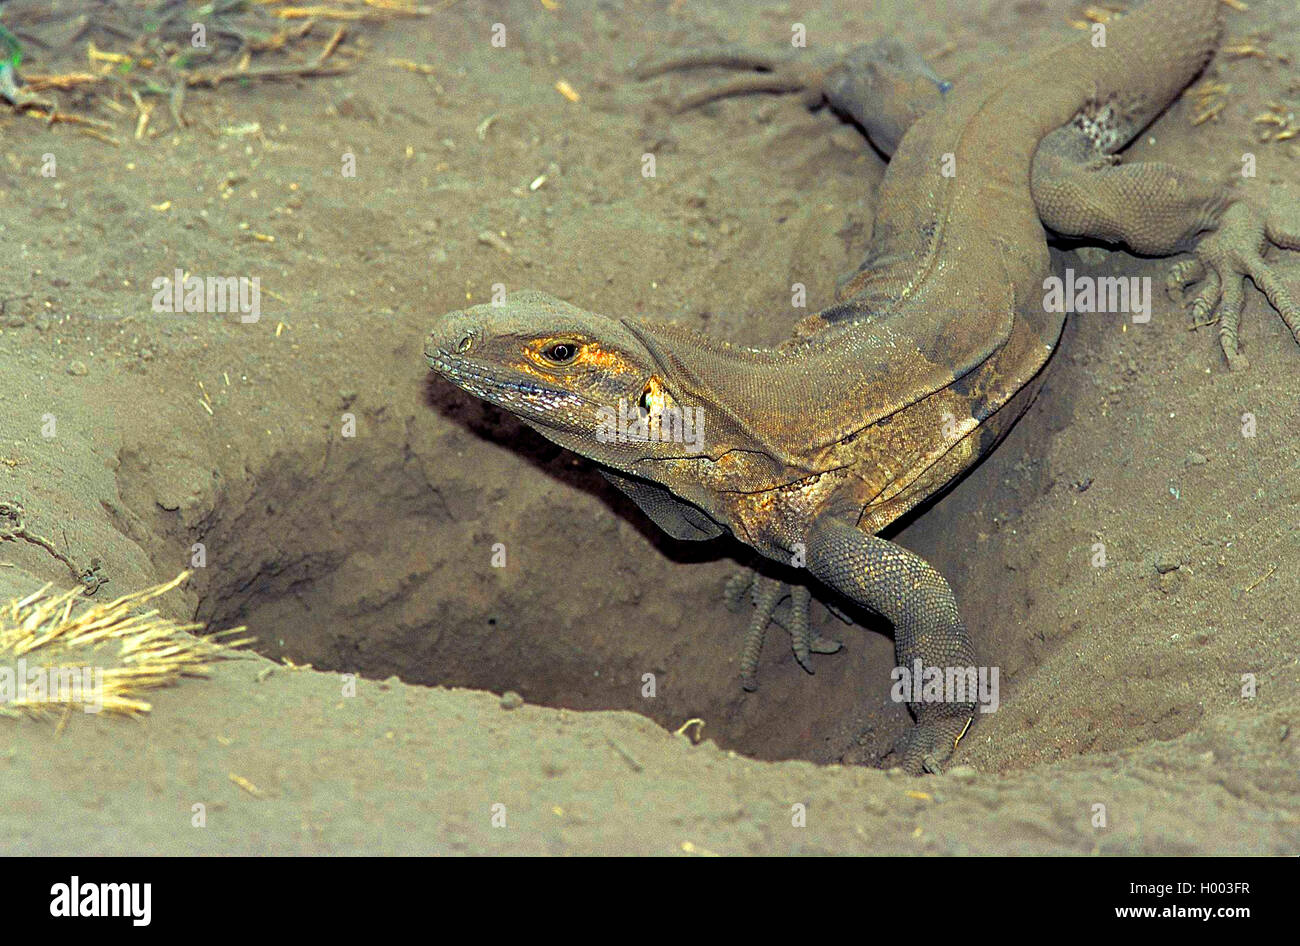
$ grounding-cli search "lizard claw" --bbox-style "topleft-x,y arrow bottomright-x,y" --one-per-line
886,713 -> 973,775
1167,200 -> 1300,371
724,569 -> 843,691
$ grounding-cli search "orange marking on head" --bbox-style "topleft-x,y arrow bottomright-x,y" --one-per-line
520,339 -> 639,376
514,358 -> 556,382
579,345 -> 628,371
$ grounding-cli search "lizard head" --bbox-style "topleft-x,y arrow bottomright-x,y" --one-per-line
425,290 -> 710,473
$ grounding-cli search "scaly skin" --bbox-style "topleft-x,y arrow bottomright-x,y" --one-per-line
427,0 -> 1300,773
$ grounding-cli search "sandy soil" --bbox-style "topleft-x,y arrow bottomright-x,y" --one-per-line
0,0 -> 1297,854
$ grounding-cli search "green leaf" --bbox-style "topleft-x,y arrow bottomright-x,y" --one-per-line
0,24 -> 22,67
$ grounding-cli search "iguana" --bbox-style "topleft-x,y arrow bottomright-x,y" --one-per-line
426,0 -> 1300,773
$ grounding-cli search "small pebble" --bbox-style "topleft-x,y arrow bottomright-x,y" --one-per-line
66,360 -> 89,376
477,230 -> 512,255
500,690 -> 524,710
1154,555 -> 1182,574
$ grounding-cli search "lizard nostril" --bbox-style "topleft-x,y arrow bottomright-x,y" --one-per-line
456,332 -> 474,354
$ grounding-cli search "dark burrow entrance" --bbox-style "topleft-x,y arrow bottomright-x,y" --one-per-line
115,419 -> 909,767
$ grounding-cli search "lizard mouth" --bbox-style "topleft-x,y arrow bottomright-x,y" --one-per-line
426,349 -> 583,412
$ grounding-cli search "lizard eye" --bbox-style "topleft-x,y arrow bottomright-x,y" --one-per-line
541,341 -> 580,364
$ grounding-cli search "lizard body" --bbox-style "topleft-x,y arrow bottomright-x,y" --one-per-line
427,0 -> 1300,772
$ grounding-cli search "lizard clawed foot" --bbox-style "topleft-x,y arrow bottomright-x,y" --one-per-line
886,712 -> 973,775
724,570 -> 843,691
1167,200 -> 1300,371
634,46 -> 837,113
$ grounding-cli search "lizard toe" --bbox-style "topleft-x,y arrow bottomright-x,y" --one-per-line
737,574 -> 785,692
1165,256 -> 1205,300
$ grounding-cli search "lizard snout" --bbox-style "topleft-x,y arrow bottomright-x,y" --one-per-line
424,319 -> 479,367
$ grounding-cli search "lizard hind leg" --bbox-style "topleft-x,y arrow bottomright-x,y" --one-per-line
635,46 -> 833,114
635,40 -> 948,155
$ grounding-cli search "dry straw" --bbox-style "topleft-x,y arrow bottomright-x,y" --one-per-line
0,571 -> 249,720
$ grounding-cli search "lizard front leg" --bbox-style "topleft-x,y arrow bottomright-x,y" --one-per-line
724,571 -> 843,690
805,514 -> 976,775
